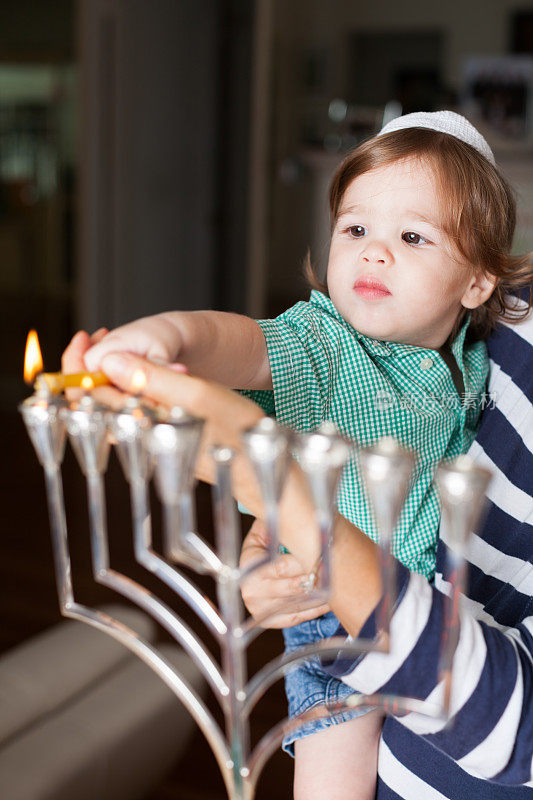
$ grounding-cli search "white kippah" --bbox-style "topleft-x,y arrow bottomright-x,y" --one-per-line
378,110 -> 496,166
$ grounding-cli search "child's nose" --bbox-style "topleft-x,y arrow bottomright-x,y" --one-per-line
360,240 -> 393,265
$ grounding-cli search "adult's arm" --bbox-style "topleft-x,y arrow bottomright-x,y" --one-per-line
241,519 -> 533,786
331,567 -> 532,785
328,316 -> 533,786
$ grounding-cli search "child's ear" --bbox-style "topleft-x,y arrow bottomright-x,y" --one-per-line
461,270 -> 498,310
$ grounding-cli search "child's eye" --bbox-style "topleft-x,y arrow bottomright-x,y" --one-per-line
347,225 -> 366,238
402,231 -> 428,246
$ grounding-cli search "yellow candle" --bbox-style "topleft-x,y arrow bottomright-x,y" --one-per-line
34,371 -> 110,394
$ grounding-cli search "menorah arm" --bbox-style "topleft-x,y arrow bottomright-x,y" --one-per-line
242,637 -> 386,718
96,566 -> 229,701
60,600 -> 234,798
129,475 -> 227,637
86,471 -> 230,704
183,530 -> 225,573
135,543 -> 226,636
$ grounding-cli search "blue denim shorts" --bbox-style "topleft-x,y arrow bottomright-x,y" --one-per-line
281,610 -> 370,757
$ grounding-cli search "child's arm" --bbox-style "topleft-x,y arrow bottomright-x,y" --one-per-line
83,310 -> 272,390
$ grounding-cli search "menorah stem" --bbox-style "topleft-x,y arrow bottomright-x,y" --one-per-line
264,501 -> 280,561
439,548 -> 466,713
377,544 -> 396,637
212,448 -> 250,797
316,506 -> 333,593
86,471 -> 110,573
163,492 -> 195,559
220,579 -> 249,800
43,465 -> 74,610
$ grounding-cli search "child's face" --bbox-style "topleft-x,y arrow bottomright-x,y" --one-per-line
326,156 -> 490,349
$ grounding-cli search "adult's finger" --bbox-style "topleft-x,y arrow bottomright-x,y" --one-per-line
100,352 -> 263,428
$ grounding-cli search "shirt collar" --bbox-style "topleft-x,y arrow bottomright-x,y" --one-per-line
308,289 -> 472,364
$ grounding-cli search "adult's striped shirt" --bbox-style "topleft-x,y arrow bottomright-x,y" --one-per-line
326,303 -> 533,798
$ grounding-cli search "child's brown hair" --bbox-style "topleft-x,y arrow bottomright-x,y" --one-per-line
305,127 -> 533,340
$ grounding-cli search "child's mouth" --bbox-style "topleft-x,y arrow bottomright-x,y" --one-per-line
353,277 -> 391,299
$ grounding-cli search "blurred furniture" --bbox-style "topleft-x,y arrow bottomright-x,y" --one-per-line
0,604 -> 204,800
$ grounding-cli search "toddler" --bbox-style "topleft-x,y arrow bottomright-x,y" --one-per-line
83,111 -> 533,800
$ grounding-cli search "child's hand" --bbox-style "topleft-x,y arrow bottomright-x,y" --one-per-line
240,520 -> 330,628
83,313 -> 184,373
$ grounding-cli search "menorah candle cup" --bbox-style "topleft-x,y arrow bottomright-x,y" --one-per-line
292,422 -> 353,593
19,393 -> 68,469
358,436 -> 415,636
358,437 -> 415,545
60,395 -> 111,477
107,397 -> 158,483
435,455 -> 491,553
145,406 -> 204,561
242,417 -> 292,559
435,455 -> 491,712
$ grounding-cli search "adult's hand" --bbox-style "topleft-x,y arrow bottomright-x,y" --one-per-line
240,520 -> 330,628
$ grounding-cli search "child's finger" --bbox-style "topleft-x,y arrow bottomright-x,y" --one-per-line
90,327 -> 109,344
62,330 -> 91,373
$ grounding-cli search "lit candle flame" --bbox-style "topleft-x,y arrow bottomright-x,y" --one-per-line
130,369 -> 147,395
24,330 -> 44,384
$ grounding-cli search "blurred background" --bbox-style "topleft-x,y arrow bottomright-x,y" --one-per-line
1,1 -> 532,799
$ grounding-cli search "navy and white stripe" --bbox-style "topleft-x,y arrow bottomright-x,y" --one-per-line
327,306 -> 533,798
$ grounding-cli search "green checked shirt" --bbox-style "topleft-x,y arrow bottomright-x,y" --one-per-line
242,290 -> 489,579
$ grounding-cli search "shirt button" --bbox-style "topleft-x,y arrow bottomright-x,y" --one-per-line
419,357 -> 434,370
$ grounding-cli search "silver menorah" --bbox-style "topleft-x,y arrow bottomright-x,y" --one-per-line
19,382 -> 490,800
